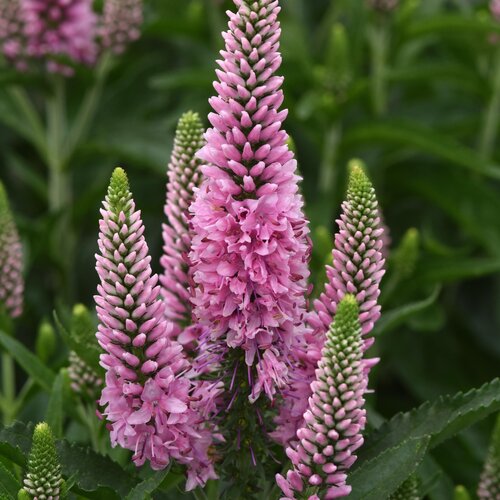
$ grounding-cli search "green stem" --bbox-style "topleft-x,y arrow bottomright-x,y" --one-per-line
12,379 -> 35,417
478,48 -> 500,162
65,53 -> 112,159
6,87 -> 48,163
369,23 -> 389,117
2,352 -> 15,425
193,489 -> 209,500
46,77 -> 76,299
318,122 -> 341,195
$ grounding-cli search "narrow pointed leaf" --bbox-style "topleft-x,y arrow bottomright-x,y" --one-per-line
0,331 -> 54,391
45,372 -> 64,438
0,461 -> 20,498
125,469 -> 170,500
356,378 -> 500,466
374,286 -> 440,337
349,437 -> 429,499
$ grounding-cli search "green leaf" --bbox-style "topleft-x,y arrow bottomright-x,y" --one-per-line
405,15 -> 500,38
0,422 -> 139,497
56,440 -> 138,497
53,310 -> 102,376
0,461 -> 20,499
343,121 -> 500,180
356,378 -> 500,466
374,286 -> 440,337
125,469 -> 170,500
150,68 -> 213,91
0,331 -> 55,392
45,372 -> 64,438
348,437 -> 429,499
387,64 -> 484,94
0,421 -> 32,466
415,257 -> 500,285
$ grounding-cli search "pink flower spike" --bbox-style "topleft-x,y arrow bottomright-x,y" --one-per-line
190,0 -> 311,404
95,168 -> 220,489
20,0 -> 97,75
0,0 -> 28,70
99,0 -> 143,55
160,112 -> 205,343
273,160 -> 385,447
0,181 -> 24,319
276,295 -> 367,499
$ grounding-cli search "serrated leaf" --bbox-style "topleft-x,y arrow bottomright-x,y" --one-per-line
0,421 -> 32,466
0,422 -> 138,497
0,331 -> 55,392
45,372 -> 64,438
343,121 -> 500,180
356,378 -> 500,466
125,469 -> 170,500
56,440 -> 138,497
374,286 -> 440,337
0,461 -> 20,498
349,437 -> 429,499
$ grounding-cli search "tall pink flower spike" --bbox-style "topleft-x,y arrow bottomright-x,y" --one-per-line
100,0 -> 143,55
189,0 -> 311,403
276,295 -> 368,500
21,0 -> 97,75
95,168 -> 220,491
0,181 -> 24,319
160,112 -> 205,345
273,160 -> 385,446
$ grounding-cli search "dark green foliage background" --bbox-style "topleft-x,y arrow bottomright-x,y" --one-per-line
1,0 -> 500,495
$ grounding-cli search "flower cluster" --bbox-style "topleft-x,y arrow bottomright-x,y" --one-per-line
94,1 -> 388,494
21,0 -> 97,75
99,0 -> 143,55
367,0 -> 399,12
0,0 -> 27,70
273,162 -> 385,446
95,168 -> 219,489
478,414 -> 500,499
0,181 -> 24,319
68,350 -> 103,400
19,422 -> 63,500
0,0 -> 143,75
160,111 -> 205,344
189,0 -> 311,404
492,0 -> 500,21
276,295 -> 367,499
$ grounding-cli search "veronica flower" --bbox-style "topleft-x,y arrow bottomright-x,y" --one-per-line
478,414 -> 500,499
273,161 -> 385,446
95,168 -> 218,489
68,351 -> 103,400
19,423 -> 63,500
0,181 -> 24,319
21,0 -> 97,75
310,161 -> 385,341
276,295 -> 367,500
160,111 -> 205,343
367,0 -> 399,12
189,0 -> 310,404
0,0 -> 28,70
99,0 -> 143,55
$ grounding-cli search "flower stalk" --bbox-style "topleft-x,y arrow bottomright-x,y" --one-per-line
276,295 -> 367,499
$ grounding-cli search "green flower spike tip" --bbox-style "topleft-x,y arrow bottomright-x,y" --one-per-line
20,423 -> 64,500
